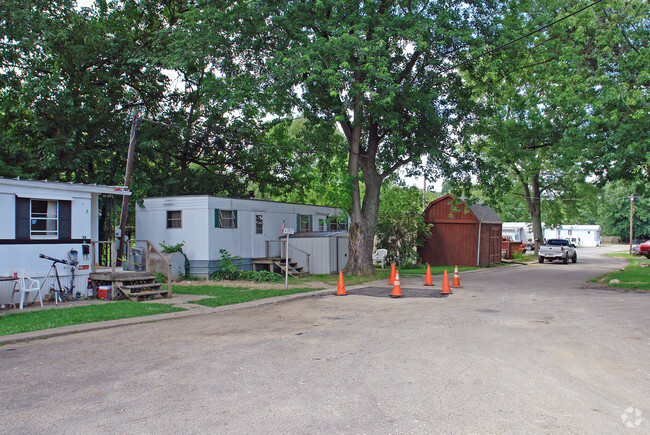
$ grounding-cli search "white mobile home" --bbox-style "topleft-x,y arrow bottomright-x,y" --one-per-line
544,225 -> 601,247
502,222 -> 534,242
135,196 -> 348,277
0,178 -> 130,306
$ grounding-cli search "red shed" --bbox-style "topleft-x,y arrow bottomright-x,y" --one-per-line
419,194 -> 503,267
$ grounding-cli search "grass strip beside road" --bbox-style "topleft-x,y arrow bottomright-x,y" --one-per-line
590,253 -> 650,291
0,264 -> 488,337
0,301 -> 186,336
301,265 -> 480,287
176,286 -> 322,307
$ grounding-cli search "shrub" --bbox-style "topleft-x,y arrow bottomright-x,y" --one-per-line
155,272 -> 168,283
242,270 -> 283,283
209,249 -> 243,281
210,269 -> 241,281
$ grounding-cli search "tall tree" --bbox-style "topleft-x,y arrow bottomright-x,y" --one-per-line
462,0 -> 607,251
212,0 -> 497,275
0,0 -> 169,185
375,181 -> 432,264
577,0 -> 649,186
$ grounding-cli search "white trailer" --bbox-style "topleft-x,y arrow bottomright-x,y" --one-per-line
135,196 -> 348,277
0,178 -> 129,306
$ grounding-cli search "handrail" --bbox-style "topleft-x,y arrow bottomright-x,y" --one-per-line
140,240 -> 172,298
279,239 -> 311,274
90,239 -> 172,298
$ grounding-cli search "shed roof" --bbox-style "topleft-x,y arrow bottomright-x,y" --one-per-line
424,194 -> 502,224
468,202 -> 502,224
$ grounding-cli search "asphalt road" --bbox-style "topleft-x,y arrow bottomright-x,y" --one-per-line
1,246 -> 648,434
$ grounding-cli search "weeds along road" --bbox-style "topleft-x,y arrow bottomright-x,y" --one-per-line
1,245 -> 648,434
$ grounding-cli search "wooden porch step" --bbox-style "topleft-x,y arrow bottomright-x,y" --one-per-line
273,260 -> 306,278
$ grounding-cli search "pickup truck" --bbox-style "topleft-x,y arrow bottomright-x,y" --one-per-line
538,239 -> 577,264
632,240 -> 650,258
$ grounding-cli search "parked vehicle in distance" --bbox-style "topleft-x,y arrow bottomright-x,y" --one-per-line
521,241 -> 536,252
632,240 -> 650,258
538,239 -> 577,264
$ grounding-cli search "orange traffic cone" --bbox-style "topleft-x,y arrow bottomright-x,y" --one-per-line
390,272 -> 403,298
452,265 -> 462,288
389,263 -> 396,284
440,270 -> 452,296
424,264 -> 434,286
336,271 -> 347,296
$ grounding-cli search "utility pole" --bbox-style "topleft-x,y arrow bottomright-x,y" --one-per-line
629,194 -> 634,254
423,176 -> 427,211
117,112 -> 140,265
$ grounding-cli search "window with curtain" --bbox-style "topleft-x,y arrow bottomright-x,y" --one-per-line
167,210 -> 182,228
31,200 -> 58,237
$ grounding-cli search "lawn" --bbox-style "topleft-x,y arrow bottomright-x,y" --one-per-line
591,253 -> 650,291
0,301 -> 186,336
1,264 -> 487,336
173,285 -> 322,307
299,264 -> 480,287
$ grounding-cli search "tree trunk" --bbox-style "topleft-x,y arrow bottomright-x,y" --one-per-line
344,168 -> 381,276
519,173 -> 544,255
341,111 -> 381,276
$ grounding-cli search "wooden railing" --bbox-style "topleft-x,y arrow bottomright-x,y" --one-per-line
90,239 -> 172,297
264,240 -> 310,274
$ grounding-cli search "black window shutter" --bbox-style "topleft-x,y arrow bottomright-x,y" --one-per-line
59,200 -> 72,240
15,197 -> 30,240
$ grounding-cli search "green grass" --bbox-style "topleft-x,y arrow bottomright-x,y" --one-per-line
286,265 -> 480,287
590,253 -> 650,291
511,254 -> 538,262
0,301 -> 186,336
173,285 -> 323,307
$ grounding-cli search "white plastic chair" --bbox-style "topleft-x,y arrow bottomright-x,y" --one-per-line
372,249 -> 388,268
7,268 -> 43,309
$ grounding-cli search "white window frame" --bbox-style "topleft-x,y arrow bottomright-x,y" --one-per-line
329,219 -> 348,231
30,199 -> 58,238
255,214 -> 263,234
299,214 -> 311,232
218,210 -> 237,229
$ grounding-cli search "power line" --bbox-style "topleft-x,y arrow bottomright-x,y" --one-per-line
449,0 -> 605,72
138,1 -> 607,159
312,0 -> 606,116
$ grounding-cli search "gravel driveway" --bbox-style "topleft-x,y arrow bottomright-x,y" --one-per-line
1,245 -> 648,433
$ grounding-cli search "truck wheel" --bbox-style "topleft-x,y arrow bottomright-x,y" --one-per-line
572,253 -> 577,263
563,256 -> 568,264
538,256 -> 544,263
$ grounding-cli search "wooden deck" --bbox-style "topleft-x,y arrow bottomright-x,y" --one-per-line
90,270 -> 171,302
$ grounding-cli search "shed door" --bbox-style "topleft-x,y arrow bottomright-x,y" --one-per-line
489,226 -> 501,265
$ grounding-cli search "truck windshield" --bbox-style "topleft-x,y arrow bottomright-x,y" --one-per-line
548,240 -> 568,246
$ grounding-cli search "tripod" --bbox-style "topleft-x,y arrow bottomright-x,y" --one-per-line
39,254 -> 77,305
